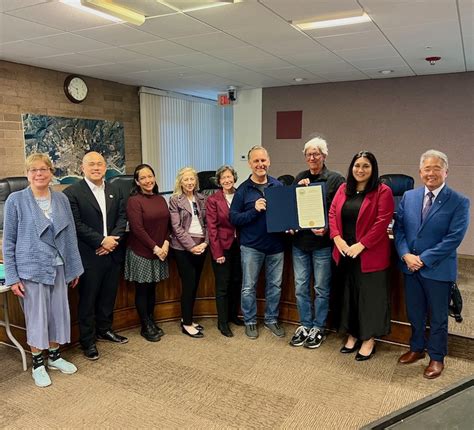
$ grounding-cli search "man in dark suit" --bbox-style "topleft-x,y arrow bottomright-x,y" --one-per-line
394,149 -> 470,379
64,152 -> 128,360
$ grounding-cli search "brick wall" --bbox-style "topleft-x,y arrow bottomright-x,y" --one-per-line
0,60 -> 141,178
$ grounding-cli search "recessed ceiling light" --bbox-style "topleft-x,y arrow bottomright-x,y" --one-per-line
293,12 -> 371,31
293,78 -> 306,82
379,70 -> 393,75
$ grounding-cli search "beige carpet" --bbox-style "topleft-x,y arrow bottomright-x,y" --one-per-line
1,321 -> 473,429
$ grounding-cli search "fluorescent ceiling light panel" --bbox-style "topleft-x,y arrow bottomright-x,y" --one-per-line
294,13 -> 371,30
60,0 -> 123,22
61,0 -> 146,25
157,1 -> 235,13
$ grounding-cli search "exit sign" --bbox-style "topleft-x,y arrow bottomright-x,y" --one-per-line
218,93 -> 231,106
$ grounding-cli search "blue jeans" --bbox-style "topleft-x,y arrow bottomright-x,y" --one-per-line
292,246 -> 332,330
240,245 -> 284,325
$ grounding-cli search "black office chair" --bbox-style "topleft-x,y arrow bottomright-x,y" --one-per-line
198,170 -> 219,196
380,174 -> 415,209
277,174 -> 295,186
108,174 -> 135,203
0,177 -> 29,232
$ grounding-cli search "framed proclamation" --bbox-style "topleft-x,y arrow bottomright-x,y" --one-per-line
266,183 -> 327,233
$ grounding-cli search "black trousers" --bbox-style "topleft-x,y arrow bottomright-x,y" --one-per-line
211,240 -> 242,325
174,249 -> 207,325
78,255 -> 121,348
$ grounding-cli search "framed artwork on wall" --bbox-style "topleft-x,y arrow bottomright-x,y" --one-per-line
22,114 -> 125,184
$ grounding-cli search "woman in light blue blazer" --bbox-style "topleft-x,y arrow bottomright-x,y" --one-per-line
2,153 -> 83,388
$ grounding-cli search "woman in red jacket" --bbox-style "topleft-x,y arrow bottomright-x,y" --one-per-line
205,165 -> 243,337
329,151 -> 394,361
125,164 -> 170,342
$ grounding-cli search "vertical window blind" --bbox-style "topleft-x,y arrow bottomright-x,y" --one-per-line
139,88 -> 233,193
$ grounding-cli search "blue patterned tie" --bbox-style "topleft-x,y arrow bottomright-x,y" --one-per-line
422,191 -> 434,222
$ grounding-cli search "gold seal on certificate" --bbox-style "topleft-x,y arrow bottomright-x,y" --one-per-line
296,185 -> 326,229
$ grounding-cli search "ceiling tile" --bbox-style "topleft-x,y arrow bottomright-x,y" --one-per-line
349,56 -> 407,70
160,52 -> 226,67
0,0 -> 47,12
236,57 -> 294,71
335,45 -> 399,61
302,61 -> 359,74
0,13 -> 61,43
0,40 -> 60,59
362,66 -> 415,79
315,30 -> 389,51
80,47 -> 151,62
36,52 -> 114,67
122,39 -> 196,58
6,2 -> 119,31
361,0 -> 459,28
260,0 -> 362,22
206,45 -> 276,62
258,66 -> 320,81
170,32 -> 247,51
140,13 -> 215,38
31,33 -> 110,53
320,70 -> 369,81
75,23 -> 161,46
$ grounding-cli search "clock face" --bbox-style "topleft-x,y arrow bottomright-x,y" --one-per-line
64,75 -> 88,103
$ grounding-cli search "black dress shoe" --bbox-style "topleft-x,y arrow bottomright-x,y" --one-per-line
149,315 -> 164,337
218,323 -> 234,337
140,319 -> 161,342
181,326 -> 204,338
230,317 -> 245,326
340,340 -> 362,354
97,330 -> 129,344
355,346 -> 376,361
82,344 -> 99,361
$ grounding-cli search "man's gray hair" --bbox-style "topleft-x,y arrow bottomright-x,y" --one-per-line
247,145 -> 268,160
420,149 -> 449,169
303,136 -> 328,156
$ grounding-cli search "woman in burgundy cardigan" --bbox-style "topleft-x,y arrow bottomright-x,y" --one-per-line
329,151 -> 394,361
125,164 -> 170,342
205,165 -> 244,337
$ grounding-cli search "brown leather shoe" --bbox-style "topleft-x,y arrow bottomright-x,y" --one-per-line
398,350 -> 426,364
424,360 -> 444,379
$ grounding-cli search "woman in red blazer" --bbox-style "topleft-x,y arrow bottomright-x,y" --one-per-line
205,165 -> 243,337
329,151 -> 394,361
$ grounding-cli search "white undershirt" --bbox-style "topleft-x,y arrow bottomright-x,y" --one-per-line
85,177 -> 108,236
188,197 -> 204,236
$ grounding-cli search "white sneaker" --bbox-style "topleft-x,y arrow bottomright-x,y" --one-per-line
32,365 -> 52,388
48,357 -> 78,374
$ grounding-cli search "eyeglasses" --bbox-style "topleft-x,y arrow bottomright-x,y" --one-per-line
28,168 -> 50,174
192,201 -> 198,216
305,152 -> 323,160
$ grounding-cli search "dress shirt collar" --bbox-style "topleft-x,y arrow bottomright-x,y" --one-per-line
424,182 -> 445,200
84,177 -> 105,192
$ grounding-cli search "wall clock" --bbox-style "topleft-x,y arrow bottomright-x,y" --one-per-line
64,75 -> 88,103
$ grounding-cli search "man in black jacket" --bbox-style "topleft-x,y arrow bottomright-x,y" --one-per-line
64,151 -> 128,360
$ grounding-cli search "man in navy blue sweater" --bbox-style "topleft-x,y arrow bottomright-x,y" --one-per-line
230,146 -> 285,339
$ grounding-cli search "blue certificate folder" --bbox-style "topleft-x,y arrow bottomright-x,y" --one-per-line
265,183 -> 327,233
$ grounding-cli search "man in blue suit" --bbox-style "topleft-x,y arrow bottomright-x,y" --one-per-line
394,150 -> 470,379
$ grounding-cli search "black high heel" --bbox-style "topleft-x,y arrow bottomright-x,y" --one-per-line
355,346 -> 376,361
340,340 -> 362,354
181,326 -> 204,338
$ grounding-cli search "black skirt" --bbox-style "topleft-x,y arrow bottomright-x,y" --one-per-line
339,256 -> 391,340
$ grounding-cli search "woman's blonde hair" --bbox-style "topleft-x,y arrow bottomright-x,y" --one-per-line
173,166 -> 199,195
25,153 -> 54,172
